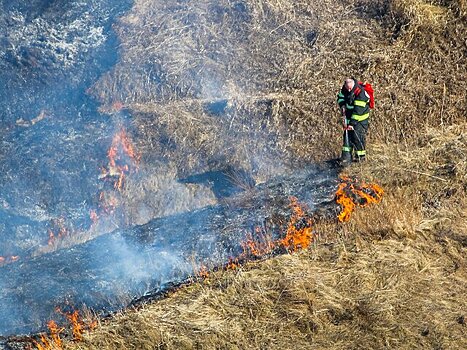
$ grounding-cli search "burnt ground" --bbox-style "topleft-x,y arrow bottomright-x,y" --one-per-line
0,0 -> 465,349
0,164 -> 339,337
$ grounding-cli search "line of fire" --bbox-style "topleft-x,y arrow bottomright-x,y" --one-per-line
0,127 -> 383,343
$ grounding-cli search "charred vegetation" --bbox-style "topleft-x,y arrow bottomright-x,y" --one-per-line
69,0 -> 465,348
0,0 -> 466,349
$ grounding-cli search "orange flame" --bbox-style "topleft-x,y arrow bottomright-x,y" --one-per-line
226,257 -> 240,270
241,227 -> 275,258
54,307 -> 84,341
65,310 -> 84,341
196,264 -> 210,279
102,127 -> 139,191
280,196 -> 313,251
47,321 -> 63,348
0,255 -> 20,266
34,307 -> 97,348
108,128 -> 137,167
223,197 -> 313,272
34,335 -> 51,350
33,320 -> 63,350
47,219 -> 69,246
335,175 -> 384,222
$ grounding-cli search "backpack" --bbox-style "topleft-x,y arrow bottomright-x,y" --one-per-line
358,81 -> 375,109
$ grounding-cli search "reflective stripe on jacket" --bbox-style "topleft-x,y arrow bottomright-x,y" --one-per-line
337,80 -> 370,121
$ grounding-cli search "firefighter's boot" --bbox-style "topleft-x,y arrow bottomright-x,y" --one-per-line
340,149 -> 352,165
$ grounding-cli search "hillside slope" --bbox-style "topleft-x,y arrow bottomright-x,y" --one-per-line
31,0 -> 466,349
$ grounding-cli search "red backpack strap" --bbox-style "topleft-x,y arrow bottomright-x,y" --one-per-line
353,86 -> 362,96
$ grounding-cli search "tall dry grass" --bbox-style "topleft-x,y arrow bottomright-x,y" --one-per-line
55,119 -> 466,350
90,0 -> 466,173
38,0 -> 467,349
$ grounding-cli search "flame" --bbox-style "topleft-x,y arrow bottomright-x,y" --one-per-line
101,127 -> 139,191
223,197 -> 313,271
40,129 -> 138,250
335,175 -> 384,222
34,335 -> 51,350
226,226 -> 275,270
33,320 -> 63,350
280,196 -> 313,251
33,307 -> 96,348
54,307 -> 84,341
226,257 -> 240,270
241,226 -> 275,258
47,321 -> 63,348
47,219 -> 69,246
65,310 -> 84,341
196,264 -> 210,279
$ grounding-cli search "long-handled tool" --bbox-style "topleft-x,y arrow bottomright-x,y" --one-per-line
341,110 -> 353,164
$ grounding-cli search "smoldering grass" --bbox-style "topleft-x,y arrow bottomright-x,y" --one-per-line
40,0 -> 467,349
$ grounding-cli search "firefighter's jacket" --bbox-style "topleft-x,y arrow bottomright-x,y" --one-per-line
336,80 -> 370,122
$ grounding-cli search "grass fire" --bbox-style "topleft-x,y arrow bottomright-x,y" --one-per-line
0,0 -> 465,349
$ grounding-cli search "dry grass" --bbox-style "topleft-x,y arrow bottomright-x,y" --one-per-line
89,0 -> 466,173
67,236 -> 464,350
47,0 -> 467,349
58,119 -> 466,349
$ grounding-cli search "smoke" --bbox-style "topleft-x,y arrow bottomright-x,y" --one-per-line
121,164 -> 217,226
0,0 -> 133,255
0,0 -> 336,339
85,232 -> 193,304
0,164 -> 339,337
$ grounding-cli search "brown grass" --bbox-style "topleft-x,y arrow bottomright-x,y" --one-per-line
89,0 -> 466,172
44,0 -> 467,349
58,120 -> 466,349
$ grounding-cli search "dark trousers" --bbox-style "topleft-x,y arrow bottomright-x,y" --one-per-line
342,119 -> 369,161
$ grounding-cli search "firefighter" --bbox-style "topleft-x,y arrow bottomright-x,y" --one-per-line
336,78 -> 370,163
